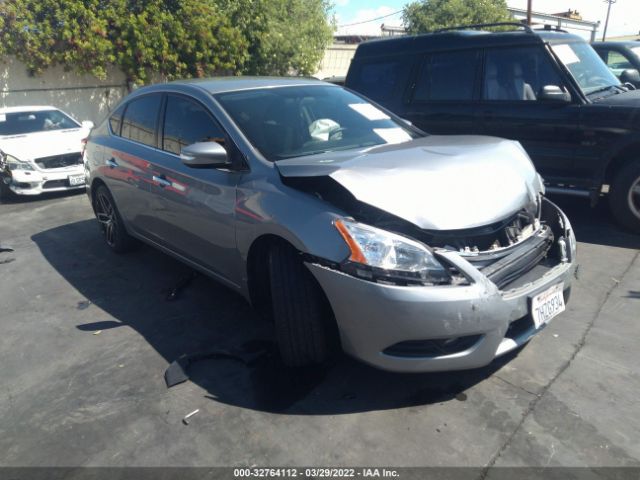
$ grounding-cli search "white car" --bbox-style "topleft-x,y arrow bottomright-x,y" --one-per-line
0,106 -> 93,198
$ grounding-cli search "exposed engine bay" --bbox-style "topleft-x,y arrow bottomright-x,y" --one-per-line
284,176 -> 571,289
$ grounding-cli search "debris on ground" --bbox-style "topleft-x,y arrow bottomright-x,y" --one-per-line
182,409 -> 200,425
164,271 -> 199,302
93,330 -> 102,335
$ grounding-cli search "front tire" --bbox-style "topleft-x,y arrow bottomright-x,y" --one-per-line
268,242 -> 334,367
609,160 -> 640,233
0,175 -> 12,202
93,185 -> 136,253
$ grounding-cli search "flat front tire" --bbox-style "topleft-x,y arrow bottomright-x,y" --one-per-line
609,160 -> 640,233
268,242 -> 333,367
93,185 -> 136,253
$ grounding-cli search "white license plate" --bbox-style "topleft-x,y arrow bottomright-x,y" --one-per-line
68,174 -> 85,186
531,283 -> 565,329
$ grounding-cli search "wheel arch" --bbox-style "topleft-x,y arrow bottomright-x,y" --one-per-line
604,143 -> 640,185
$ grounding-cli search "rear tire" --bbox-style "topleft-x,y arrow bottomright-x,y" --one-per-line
268,242 -> 334,367
609,160 -> 640,233
93,185 -> 136,253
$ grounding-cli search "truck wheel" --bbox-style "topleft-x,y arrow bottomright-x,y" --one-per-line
93,185 -> 136,253
268,241 -> 334,367
609,161 -> 640,233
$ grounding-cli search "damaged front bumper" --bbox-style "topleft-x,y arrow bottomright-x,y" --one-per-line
306,199 -> 577,373
2,165 -> 85,195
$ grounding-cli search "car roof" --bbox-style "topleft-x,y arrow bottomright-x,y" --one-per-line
137,76 -> 332,96
0,106 -> 60,114
592,41 -> 640,49
353,29 -> 584,58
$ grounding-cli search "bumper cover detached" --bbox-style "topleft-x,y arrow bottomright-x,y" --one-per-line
307,201 -> 577,373
5,166 -> 85,195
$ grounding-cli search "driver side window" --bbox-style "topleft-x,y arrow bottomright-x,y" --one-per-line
483,46 -> 565,101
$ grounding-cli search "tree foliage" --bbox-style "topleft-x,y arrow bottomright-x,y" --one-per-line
403,0 -> 512,34
0,0 -> 334,83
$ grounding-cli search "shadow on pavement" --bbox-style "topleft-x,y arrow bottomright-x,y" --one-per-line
32,219 -> 519,416
32,197 -> 636,415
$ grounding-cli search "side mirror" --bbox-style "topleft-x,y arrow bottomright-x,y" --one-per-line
180,142 -> 230,168
539,85 -> 571,103
81,120 -> 94,130
620,69 -> 640,86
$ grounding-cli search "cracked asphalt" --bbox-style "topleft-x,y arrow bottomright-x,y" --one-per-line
0,191 -> 639,470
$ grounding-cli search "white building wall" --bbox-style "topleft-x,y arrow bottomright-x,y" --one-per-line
314,44 -> 358,80
0,56 -> 128,125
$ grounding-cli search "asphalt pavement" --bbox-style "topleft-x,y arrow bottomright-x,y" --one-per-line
0,190 -> 639,470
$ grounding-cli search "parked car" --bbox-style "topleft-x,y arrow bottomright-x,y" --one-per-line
345,23 -> 640,232
0,106 -> 94,199
592,41 -> 640,88
84,78 -> 576,372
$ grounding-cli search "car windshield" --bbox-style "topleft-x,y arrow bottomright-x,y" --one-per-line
0,109 -> 80,136
551,42 -> 621,95
215,85 -> 421,161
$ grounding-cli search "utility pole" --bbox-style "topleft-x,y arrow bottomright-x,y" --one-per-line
602,0 -> 617,41
527,0 -> 532,25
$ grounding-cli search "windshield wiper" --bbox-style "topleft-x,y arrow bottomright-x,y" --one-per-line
586,84 -> 620,97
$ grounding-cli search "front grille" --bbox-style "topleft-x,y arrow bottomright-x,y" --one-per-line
35,153 -> 82,170
42,179 -> 69,189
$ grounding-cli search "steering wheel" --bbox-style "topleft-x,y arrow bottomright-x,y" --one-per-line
328,127 -> 347,141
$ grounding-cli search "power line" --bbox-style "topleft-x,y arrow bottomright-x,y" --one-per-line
337,10 -> 403,28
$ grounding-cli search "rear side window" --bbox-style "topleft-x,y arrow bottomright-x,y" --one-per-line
349,59 -> 411,102
413,50 -> 479,102
108,105 -> 124,135
162,95 -> 226,155
121,94 -> 162,147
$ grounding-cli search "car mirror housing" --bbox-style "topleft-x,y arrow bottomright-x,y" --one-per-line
539,85 -> 571,103
620,69 -> 640,85
180,142 -> 230,168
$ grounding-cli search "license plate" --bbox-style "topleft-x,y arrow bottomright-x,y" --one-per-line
531,283 -> 565,329
68,174 -> 85,186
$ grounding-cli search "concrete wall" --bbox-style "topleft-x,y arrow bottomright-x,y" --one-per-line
0,56 -> 128,126
314,44 -> 358,80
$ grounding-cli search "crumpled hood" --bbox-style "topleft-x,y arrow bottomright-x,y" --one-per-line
0,128 -> 89,161
276,135 -> 543,230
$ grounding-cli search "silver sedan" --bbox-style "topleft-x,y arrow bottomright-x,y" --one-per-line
84,78 -> 576,372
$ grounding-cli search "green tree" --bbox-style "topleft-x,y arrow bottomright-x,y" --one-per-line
219,0 -> 334,76
403,0 -> 512,34
0,0 -> 333,83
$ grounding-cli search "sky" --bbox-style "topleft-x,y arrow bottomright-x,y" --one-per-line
333,0 -> 640,38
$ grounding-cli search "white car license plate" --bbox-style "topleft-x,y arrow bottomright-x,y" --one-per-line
68,174 -> 85,186
531,283 -> 565,329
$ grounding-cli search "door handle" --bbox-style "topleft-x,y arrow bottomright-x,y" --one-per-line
152,175 -> 172,188
106,158 -> 118,168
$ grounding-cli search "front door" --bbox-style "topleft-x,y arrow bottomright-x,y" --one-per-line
147,93 -> 242,287
476,45 -> 581,184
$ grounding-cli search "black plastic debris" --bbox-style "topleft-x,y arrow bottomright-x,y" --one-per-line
164,344 -> 269,388
164,271 -> 199,301
0,245 -> 15,264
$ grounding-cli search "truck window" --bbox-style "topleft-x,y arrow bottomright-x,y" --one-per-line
413,50 -> 479,102
484,46 -> 565,101
349,59 -> 411,103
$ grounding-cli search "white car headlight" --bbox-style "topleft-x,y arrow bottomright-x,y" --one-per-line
334,219 -> 449,285
5,155 -> 35,171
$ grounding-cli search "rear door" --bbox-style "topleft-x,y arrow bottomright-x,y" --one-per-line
105,94 -> 163,234
476,45 -> 580,182
147,93 -> 242,287
402,49 -> 481,135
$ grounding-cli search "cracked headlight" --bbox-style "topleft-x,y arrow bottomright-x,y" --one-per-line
334,219 -> 450,285
5,155 -> 35,171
